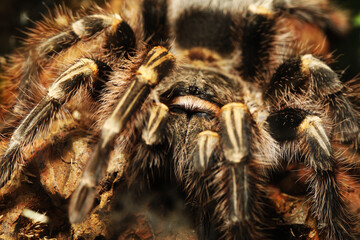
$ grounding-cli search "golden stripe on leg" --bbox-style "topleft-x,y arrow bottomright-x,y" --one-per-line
142,103 -> 169,146
69,46 -> 175,223
220,103 -> 250,164
193,130 -> 219,173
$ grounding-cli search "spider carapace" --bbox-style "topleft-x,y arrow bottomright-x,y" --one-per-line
0,0 -> 359,239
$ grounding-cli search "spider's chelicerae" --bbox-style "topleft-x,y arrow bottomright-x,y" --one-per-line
0,0 -> 360,239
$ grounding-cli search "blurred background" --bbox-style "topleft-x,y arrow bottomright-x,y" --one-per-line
0,0 -> 359,79
0,0 -> 104,54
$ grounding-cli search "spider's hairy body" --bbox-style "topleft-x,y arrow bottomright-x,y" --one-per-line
0,0 -> 359,239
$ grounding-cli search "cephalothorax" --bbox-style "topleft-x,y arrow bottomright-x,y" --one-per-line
0,0 -> 359,239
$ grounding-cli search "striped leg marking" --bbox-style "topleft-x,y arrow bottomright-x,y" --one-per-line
267,109 -> 353,238
298,115 -> 334,171
266,55 -> 359,143
37,14 -> 128,57
0,58 -> 101,188
193,130 -> 219,173
220,103 -> 251,164
217,102 -> 266,238
142,103 -> 169,146
17,14 -> 133,104
301,56 -> 359,142
69,46 -> 175,223
220,102 -> 251,222
297,115 -> 353,239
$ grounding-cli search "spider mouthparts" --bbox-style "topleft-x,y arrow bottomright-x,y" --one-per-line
169,95 -> 220,117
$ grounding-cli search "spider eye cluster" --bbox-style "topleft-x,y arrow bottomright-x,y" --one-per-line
169,95 -> 218,119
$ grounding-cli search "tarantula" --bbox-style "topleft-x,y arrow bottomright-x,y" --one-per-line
0,0 -> 359,239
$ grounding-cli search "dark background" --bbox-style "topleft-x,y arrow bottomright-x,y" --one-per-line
0,0 -> 359,80
0,0 -> 106,55
332,0 -> 360,80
